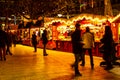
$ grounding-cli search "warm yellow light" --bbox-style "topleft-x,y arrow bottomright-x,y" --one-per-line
44,14 -> 112,27
111,13 -> 120,23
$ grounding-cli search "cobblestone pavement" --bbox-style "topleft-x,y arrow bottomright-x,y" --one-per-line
0,44 -> 120,80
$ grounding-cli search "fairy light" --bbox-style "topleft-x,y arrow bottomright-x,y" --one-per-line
44,14 -> 110,26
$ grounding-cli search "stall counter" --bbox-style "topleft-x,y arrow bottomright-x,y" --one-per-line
22,39 -> 56,50
21,39 -> 120,57
56,40 -> 103,57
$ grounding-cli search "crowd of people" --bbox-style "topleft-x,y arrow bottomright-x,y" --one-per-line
71,23 -> 116,76
0,25 -> 49,61
0,23 -> 117,77
31,29 -> 48,56
0,27 -> 17,61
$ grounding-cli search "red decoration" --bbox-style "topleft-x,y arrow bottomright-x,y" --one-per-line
106,20 -> 111,26
52,22 -> 61,26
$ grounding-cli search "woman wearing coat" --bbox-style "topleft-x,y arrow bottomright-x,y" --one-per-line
42,29 -> 48,56
100,25 -> 114,70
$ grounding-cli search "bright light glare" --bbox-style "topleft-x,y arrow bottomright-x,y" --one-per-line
58,14 -> 62,17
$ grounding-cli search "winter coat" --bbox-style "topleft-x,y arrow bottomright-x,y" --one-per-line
82,32 -> 94,49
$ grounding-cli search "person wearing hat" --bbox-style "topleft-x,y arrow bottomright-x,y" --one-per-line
71,23 -> 83,76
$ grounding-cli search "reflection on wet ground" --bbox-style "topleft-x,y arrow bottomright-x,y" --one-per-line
0,44 -> 120,80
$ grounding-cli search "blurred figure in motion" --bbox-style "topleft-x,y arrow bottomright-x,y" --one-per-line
6,30 -> 12,55
12,31 -> 18,47
81,27 -> 94,69
0,27 -> 7,61
71,23 -> 83,76
100,25 -> 114,70
42,29 -> 48,56
31,31 -> 37,52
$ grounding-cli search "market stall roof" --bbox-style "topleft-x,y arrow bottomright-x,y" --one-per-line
45,13 -> 113,27
111,13 -> 120,23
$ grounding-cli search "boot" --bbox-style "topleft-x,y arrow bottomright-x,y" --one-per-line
75,70 -> 82,76
43,53 -> 48,56
91,64 -> 94,69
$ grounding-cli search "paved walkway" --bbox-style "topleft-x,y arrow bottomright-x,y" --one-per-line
0,44 -> 120,80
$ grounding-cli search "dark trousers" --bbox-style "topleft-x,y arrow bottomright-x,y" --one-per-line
0,47 -> 6,60
43,44 -> 47,54
74,53 -> 81,73
103,51 -> 113,67
13,41 -> 16,47
81,48 -> 94,66
33,44 -> 37,52
6,45 -> 12,55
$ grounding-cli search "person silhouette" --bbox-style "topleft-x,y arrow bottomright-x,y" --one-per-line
71,23 -> 83,76
6,30 -> 12,55
81,27 -> 94,69
32,31 -> 37,52
42,29 -> 48,56
100,25 -> 114,70
0,27 -> 7,61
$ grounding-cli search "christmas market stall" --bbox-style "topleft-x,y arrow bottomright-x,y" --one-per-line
18,18 -> 56,50
111,13 -> 120,57
45,14 -> 114,56
45,18 -> 73,52
17,21 -> 31,46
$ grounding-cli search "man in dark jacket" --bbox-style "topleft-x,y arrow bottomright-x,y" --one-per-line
32,31 -> 37,52
71,23 -> 83,76
6,30 -> 12,55
0,27 -> 7,61
42,29 -> 48,56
